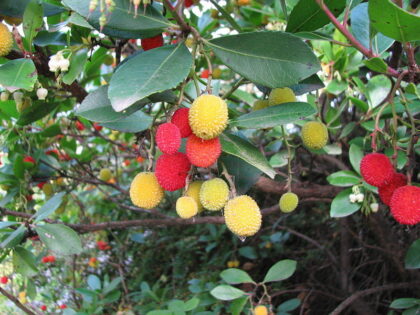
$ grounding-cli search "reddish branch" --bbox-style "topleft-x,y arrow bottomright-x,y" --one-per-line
0,287 -> 37,315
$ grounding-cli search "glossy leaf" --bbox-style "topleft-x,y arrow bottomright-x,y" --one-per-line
207,32 -> 320,88
349,144 -> 363,174
369,0 -> 420,42
229,296 -> 248,315
220,133 -> 276,179
35,224 -> 82,255
13,246 -> 38,277
405,239 -> 420,269
366,75 -> 392,108
17,101 -> 59,125
100,111 -> 153,133
286,0 -> 346,33
220,268 -> 254,284
327,170 -> 361,187
0,0 -> 63,17
22,0 -> 43,50
363,58 -> 388,73
0,225 -> 25,249
290,74 -> 325,95
62,49 -> 88,85
263,259 -> 297,283
33,192 -> 66,223
0,59 -> 37,91
210,285 -> 245,301
330,188 -> 361,217
230,102 -> 316,129
108,44 -> 192,112
390,298 -> 420,309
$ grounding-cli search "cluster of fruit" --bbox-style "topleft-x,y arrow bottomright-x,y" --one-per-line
360,153 -> 420,225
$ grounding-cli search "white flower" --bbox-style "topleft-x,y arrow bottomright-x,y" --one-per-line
48,54 -> 61,72
356,193 -> 364,203
370,203 -> 379,213
1,91 -> 9,102
58,58 -> 70,72
36,87 -> 48,100
349,194 -> 357,203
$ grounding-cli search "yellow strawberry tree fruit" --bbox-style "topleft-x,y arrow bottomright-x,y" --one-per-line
99,168 -> 113,182
185,181 -> 204,212
279,192 -> 299,213
268,87 -> 296,106
252,100 -> 269,111
0,22 -> 13,57
253,305 -> 268,315
130,172 -> 164,209
301,121 -> 328,150
199,178 -> 229,211
189,94 -> 228,140
176,196 -> 198,219
224,195 -> 262,237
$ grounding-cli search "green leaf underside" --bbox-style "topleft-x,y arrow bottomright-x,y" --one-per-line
100,111 -> 153,133
0,59 -> 37,91
220,133 -> 276,179
210,285 -> 245,301
207,31 -> 320,89
263,259 -> 297,282
35,224 -> 82,255
230,102 -> 316,129
13,246 -> 38,277
220,268 -> 254,284
108,44 -> 192,112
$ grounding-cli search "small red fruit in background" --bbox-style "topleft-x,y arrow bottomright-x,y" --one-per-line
46,149 -> 60,158
360,153 -> 394,187
136,156 -> 144,163
96,241 -> 111,250
123,159 -> 131,167
59,304 -> 67,309
389,185 -> 420,225
118,144 -> 127,152
171,108 -> 192,138
155,152 -> 191,191
156,122 -> 181,154
42,255 -> 56,263
200,69 -> 210,78
185,0 -> 196,8
26,194 -> 33,201
378,173 -> 407,206
23,155 -> 35,164
186,134 -> 221,168
37,182 -> 47,189
141,34 -> 164,51
40,305 -> 47,311
75,120 -> 85,131
93,123 -> 103,131
0,276 -> 8,284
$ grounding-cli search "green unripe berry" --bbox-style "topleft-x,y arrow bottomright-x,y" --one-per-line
279,192 -> 299,213
99,168 -> 113,182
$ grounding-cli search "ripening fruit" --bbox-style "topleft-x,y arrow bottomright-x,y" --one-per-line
185,181 -> 204,212
301,121 -> 329,150
268,87 -> 296,106
130,172 -> 164,209
155,153 -> 191,191
75,120 -> 85,131
200,69 -> 210,79
42,183 -> 54,196
40,305 -> 47,311
189,94 -> 228,140
99,168 -> 113,182
360,153 -> 394,187
0,276 -> 8,284
279,192 -> 299,213
389,185 -> 420,225
156,122 -> 181,154
142,34 -> 164,51
199,178 -> 229,211
224,195 -> 262,237
253,305 -> 268,315
18,291 -> 26,304
186,134 -> 221,168
253,100 -> 269,111
213,68 -> 222,79
0,22 -> 13,57
237,0 -> 251,6
93,123 -> 103,131
176,196 -> 198,219
171,108 -> 192,138
378,173 -> 407,205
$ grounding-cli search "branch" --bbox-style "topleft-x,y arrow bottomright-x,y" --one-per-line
162,0 -> 201,39
330,281 -> 420,315
0,287 -> 37,315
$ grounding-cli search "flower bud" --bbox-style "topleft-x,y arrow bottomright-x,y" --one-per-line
36,87 -> 48,100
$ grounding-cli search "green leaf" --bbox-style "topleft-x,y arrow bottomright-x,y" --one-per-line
13,246 -> 38,277
369,0 -> 420,42
0,222 -> 19,229
0,225 -> 25,249
210,285 -> 245,301
62,0 -> 171,39
35,224 -> 82,255
0,0 -> 63,17
206,31 -> 320,89
13,155 -> 24,179
229,296 -> 248,315
230,102 -> 316,129
88,274 -> 101,291
363,58 -> 388,73
62,49 -> 88,85
239,246 -> 258,259
147,311 -> 173,315
33,192 -> 66,223
220,133 -> 276,179
220,268 -> 254,284
366,75 -> 392,108
100,111 -> 153,133
286,0 -> 346,33
349,144 -> 363,174
17,101 -> 59,125
263,259 -> 297,283
405,239 -> 420,269
290,74 -> 325,96
0,59 -> 37,91
327,171 -> 361,187
330,188 -> 361,217
351,3 -> 394,55
184,298 -> 200,311
208,0 -> 242,32
22,0 -> 43,51
109,44 -> 192,112
278,298 -> 301,312
390,298 -> 420,309
76,86 -> 149,123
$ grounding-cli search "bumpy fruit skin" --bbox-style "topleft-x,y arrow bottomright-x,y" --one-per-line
360,153 -> 394,187
130,172 -> 164,209
224,195 -> 262,237
99,168 -> 113,182
253,100 -> 269,111
268,87 -> 296,106
200,69 -> 210,78
155,153 -> 191,191
142,34 -> 164,51
186,134 -> 221,168
279,192 -> 299,213
301,121 -> 328,150
176,196 -> 198,219
199,178 -> 229,211
189,95 -> 228,140
185,181 -> 204,212
171,108 -> 192,138
389,185 -> 420,225
0,23 -> 13,57
253,305 -> 268,315
156,122 -> 181,154
378,173 -> 407,205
